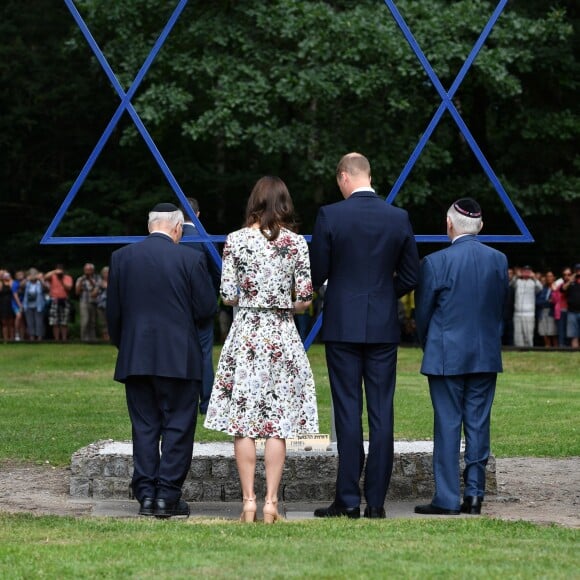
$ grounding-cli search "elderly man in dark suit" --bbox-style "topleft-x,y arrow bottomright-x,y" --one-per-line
310,152 -> 419,519
414,198 -> 508,516
107,203 -> 217,518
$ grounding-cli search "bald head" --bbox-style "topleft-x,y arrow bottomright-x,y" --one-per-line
336,152 -> 372,198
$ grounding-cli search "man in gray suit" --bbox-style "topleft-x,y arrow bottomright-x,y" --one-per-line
414,198 -> 508,516
107,203 -> 216,518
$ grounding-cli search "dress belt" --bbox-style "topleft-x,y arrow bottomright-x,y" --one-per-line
237,306 -> 293,312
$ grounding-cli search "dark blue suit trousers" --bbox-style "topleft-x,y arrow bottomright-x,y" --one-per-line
125,376 -> 200,504
326,342 -> 398,508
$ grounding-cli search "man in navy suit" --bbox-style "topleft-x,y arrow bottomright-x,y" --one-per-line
310,152 -> 419,519
107,203 -> 217,518
414,198 -> 508,516
179,197 -> 221,415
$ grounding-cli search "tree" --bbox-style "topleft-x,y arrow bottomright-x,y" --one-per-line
1,0 -> 578,270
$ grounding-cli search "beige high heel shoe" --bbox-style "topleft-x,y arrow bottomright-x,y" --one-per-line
240,497 -> 257,522
263,500 -> 281,524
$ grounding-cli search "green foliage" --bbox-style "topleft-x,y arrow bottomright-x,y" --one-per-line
0,0 -> 578,269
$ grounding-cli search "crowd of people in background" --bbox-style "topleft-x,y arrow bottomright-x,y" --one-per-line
503,264 -> 580,349
0,263 -> 109,343
0,261 -> 578,349
397,263 -> 580,349
0,261 -> 234,345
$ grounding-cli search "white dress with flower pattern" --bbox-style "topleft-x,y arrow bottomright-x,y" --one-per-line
204,227 -> 319,438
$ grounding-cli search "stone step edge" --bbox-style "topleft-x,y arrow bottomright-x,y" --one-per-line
70,439 -> 496,501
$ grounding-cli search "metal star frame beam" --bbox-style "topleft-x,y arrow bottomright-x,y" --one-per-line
303,0 -> 532,349
383,0 -> 533,243
43,1 -> 533,350
41,0 -> 222,267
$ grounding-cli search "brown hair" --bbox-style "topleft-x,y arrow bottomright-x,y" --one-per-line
245,176 -> 296,240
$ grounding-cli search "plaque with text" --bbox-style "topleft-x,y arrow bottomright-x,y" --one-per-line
255,434 -> 330,452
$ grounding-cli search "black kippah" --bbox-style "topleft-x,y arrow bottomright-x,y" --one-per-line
151,202 -> 179,213
453,198 -> 482,218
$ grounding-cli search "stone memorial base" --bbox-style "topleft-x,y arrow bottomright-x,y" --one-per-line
70,439 -> 496,502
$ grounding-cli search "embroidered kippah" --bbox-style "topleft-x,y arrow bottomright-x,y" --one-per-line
453,198 -> 482,218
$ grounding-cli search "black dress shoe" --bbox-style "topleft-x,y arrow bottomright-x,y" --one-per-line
138,497 -> 155,517
414,503 -> 460,515
314,503 -> 360,519
364,506 -> 386,519
460,496 -> 483,515
154,498 -> 190,519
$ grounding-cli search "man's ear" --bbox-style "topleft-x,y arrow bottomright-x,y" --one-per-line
478,221 -> 484,233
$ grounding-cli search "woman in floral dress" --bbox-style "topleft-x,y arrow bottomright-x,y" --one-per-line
204,176 -> 319,523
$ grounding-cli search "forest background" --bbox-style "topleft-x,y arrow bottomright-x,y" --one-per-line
1,0 -> 578,274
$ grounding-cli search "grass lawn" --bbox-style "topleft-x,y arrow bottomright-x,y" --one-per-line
0,514 -> 578,578
0,343 -> 578,578
0,343 -> 578,465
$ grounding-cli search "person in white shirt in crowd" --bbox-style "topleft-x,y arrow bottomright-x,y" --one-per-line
510,265 -> 542,347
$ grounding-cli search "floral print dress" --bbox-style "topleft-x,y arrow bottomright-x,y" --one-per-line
204,227 -> 319,438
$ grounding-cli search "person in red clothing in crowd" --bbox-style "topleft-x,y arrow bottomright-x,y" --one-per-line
44,264 -> 74,341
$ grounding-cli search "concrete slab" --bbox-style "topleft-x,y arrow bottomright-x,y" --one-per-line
73,439 -> 493,503
98,441 -> 439,456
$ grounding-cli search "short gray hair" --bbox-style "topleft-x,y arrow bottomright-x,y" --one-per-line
148,209 -> 184,230
447,204 -> 482,235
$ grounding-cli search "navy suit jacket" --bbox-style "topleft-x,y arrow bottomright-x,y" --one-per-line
181,222 -> 221,295
415,235 -> 509,376
107,233 -> 217,383
310,190 -> 419,343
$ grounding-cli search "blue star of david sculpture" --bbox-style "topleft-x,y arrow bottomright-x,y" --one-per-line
42,0 -> 533,349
